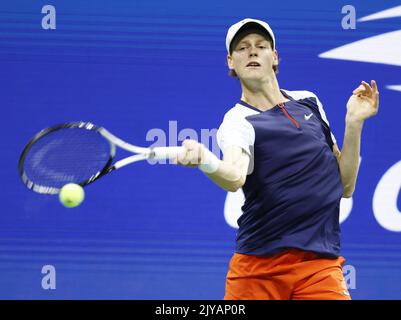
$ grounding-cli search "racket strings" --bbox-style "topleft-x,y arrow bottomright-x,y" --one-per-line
22,128 -> 112,188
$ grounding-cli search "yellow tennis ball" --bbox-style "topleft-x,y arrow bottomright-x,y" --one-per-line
59,183 -> 85,208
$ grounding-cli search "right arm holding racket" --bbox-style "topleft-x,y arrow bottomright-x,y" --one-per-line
18,121 -> 249,195
176,140 -> 249,192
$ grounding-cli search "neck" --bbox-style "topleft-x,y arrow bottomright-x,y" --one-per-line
240,76 -> 289,111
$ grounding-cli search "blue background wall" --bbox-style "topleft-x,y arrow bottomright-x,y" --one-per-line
1,0 -> 400,299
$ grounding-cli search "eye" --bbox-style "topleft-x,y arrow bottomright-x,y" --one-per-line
258,46 -> 266,49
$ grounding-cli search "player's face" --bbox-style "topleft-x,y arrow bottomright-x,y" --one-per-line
228,33 -> 278,81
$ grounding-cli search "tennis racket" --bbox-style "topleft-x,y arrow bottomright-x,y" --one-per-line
18,121 -> 185,194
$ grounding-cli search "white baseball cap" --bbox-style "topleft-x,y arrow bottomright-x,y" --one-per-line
226,18 -> 276,53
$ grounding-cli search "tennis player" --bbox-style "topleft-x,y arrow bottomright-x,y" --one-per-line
177,18 -> 379,300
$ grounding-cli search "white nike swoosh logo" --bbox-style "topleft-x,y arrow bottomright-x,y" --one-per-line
304,113 -> 313,120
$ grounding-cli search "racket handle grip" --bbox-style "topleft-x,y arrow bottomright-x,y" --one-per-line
151,146 -> 185,160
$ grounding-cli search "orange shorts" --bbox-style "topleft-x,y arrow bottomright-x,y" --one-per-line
224,248 -> 351,300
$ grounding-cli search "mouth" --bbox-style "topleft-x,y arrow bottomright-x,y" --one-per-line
246,62 -> 261,68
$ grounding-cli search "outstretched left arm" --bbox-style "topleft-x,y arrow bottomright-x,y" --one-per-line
333,80 -> 380,198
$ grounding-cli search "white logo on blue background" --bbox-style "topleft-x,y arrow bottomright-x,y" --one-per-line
319,5 -> 401,92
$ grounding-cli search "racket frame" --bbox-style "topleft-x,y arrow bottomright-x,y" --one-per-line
18,122 -> 167,194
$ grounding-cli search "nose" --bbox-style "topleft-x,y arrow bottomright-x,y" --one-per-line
249,46 -> 258,57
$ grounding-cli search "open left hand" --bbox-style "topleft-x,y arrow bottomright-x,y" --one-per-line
346,80 -> 379,123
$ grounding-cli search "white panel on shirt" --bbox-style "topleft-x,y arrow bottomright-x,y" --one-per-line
281,89 -> 337,145
216,104 -> 258,156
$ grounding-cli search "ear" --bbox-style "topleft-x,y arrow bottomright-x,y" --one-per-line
273,49 -> 279,67
227,54 -> 234,70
